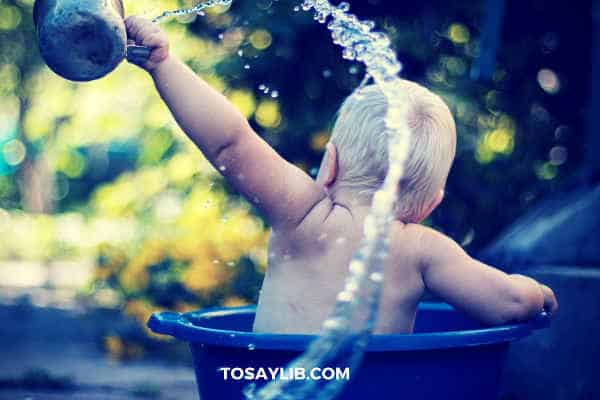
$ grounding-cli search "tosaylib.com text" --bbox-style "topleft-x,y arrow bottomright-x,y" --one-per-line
218,367 -> 351,381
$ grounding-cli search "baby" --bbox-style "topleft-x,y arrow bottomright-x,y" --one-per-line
126,17 -> 558,334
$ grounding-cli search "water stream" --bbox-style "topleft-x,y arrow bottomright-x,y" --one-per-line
154,1 -> 411,399
152,0 -> 233,23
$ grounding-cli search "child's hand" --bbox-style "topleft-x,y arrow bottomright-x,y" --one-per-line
125,16 -> 170,72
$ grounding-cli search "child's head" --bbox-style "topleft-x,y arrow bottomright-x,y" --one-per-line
318,80 -> 456,223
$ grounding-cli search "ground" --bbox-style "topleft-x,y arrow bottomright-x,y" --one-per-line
0,287 -> 198,400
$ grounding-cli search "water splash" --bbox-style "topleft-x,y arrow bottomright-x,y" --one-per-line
152,0 -> 233,23
152,1 -> 411,399
245,1 -> 409,399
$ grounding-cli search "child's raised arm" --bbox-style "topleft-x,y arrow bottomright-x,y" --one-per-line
126,17 -> 325,230
417,226 -> 558,325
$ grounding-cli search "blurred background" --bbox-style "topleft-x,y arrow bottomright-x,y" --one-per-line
0,0 -> 596,399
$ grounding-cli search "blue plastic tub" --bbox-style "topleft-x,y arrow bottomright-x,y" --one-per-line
148,303 -> 550,399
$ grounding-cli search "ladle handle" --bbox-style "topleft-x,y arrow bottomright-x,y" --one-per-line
126,45 -> 152,65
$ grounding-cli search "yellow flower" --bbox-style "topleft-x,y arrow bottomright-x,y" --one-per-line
183,259 -> 233,294
104,335 -> 124,359
124,299 -> 155,324
222,296 -> 250,308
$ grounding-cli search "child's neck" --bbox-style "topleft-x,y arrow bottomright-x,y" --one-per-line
328,185 -> 373,219
328,185 -> 406,224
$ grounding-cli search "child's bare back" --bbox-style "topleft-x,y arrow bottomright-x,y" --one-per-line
254,197 -> 556,334
125,17 -> 557,335
254,202 -> 424,334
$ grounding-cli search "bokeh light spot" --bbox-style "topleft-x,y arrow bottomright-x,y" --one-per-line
0,6 -> 21,31
549,146 -> 568,166
487,128 -> 514,154
310,131 -> 330,151
2,139 -> 26,166
535,162 -> 558,180
56,150 -> 87,178
255,100 -> 281,128
228,89 -> 256,118
249,29 -> 273,50
537,68 -> 561,94
448,23 -> 470,44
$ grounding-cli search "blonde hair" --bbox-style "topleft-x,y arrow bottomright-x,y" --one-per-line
329,80 -> 456,222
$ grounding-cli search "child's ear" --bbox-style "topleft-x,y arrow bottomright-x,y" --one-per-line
316,143 -> 338,188
324,143 -> 338,187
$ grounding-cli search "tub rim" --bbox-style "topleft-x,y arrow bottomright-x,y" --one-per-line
147,302 -> 550,352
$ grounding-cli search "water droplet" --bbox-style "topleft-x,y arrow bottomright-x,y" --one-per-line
338,2 -> 350,12
244,64 -> 251,70
218,33 -> 224,40
293,5 -> 300,12
363,20 -> 375,31
219,165 -> 227,171
152,1 -> 411,396
337,291 -> 353,302
349,260 -> 365,275
323,318 -> 343,330
346,280 -> 358,292
270,90 -> 279,98
238,49 -> 244,56
342,48 -> 356,60
247,343 -> 256,351
258,84 -> 270,94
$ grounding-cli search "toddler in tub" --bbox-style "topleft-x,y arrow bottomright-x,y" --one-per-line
126,17 -> 558,334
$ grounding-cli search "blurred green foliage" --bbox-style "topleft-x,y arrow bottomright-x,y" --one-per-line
0,0 -> 590,353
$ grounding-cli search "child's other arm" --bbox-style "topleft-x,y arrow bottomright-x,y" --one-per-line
417,227 -> 558,325
126,17 -> 325,230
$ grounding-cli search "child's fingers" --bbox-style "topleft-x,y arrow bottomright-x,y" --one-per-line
124,16 -> 158,43
540,284 -> 558,313
137,24 -> 161,42
142,33 -> 168,50
124,16 -> 144,40
124,16 -> 169,70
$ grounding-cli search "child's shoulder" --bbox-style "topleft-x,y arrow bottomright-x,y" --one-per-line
392,223 -> 468,277
270,195 -> 337,240
389,223 -> 450,263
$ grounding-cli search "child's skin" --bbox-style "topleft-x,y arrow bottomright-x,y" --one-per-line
125,18 -> 558,334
